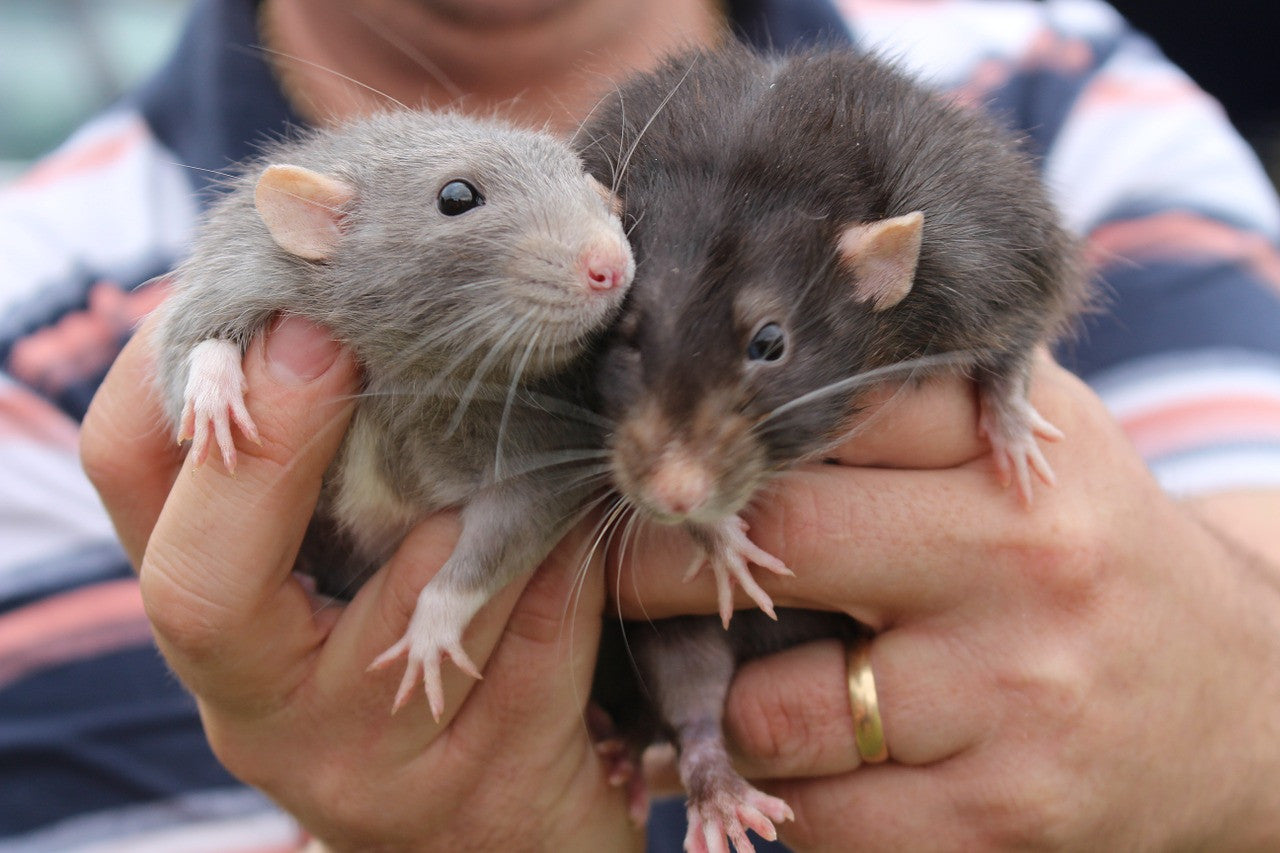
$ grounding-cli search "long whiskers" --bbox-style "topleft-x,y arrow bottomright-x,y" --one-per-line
443,318 -> 526,438
754,349 -> 986,430
495,328 -> 541,478
610,58 -> 698,195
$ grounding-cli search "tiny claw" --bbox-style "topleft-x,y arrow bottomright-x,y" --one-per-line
391,665 -> 418,716
368,640 -> 407,672
449,644 -> 483,682
423,668 -> 445,722
682,553 -> 706,583
1029,408 -> 1065,442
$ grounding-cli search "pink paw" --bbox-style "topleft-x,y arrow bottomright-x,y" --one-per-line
179,339 -> 260,472
978,394 -> 1063,506
367,585 -> 484,720
594,738 -> 651,825
684,785 -> 794,853
685,516 -> 794,628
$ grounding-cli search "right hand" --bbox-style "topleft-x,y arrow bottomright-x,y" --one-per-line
82,312 -> 639,851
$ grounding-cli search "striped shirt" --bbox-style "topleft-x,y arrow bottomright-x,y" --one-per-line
2,0 -> 1278,849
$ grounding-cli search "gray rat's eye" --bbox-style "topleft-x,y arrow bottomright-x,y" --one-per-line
747,323 -> 786,362
438,180 -> 485,215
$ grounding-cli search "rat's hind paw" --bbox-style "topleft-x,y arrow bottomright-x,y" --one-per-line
685,516 -> 793,628
978,387 -> 1062,507
179,338 -> 260,473
368,586 -> 483,720
684,783 -> 794,853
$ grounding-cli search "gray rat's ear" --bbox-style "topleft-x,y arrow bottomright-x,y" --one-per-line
838,211 -> 924,311
255,164 -> 357,261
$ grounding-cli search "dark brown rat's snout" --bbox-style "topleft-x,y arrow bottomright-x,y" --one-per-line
611,392 -> 768,526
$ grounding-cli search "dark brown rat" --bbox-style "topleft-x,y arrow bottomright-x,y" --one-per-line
578,44 -> 1088,852
153,108 -> 634,719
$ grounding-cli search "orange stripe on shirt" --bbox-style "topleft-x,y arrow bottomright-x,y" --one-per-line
0,578 -> 152,688
13,119 -> 150,192
1077,75 -> 1213,113
0,382 -> 80,449
1087,212 -> 1280,292
1118,395 -> 1280,458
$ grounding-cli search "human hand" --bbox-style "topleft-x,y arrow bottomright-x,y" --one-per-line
614,353 -> 1280,850
82,313 -> 639,852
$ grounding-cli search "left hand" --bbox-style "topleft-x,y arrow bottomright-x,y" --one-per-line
614,353 -> 1280,850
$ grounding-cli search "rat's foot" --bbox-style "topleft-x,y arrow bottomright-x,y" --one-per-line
368,584 -> 484,720
593,739 -> 651,825
684,780 -> 794,853
179,338 -> 260,472
685,516 -> 793,628
978,386 -> 1063,506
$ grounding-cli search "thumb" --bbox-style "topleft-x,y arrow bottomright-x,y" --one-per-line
141,314 -> 361,705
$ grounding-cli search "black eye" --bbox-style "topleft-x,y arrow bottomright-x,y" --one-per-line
437,180 -> 484,215
747,322 -> 786,362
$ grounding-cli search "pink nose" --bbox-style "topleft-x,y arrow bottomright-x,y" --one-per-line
582,247 -> 632,293
587,265 -> 622,291
646,458 -> 711,519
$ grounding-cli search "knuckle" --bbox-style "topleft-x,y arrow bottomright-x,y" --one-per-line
726,660 -> 845,773
964,762 -> 1077,849
996,500 -> 1108,608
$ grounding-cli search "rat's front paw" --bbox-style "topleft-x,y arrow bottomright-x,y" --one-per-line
179,338 -> 260,472
685,516 -> 793,628
978,388 -> 1063,506
368,585 -> 484,720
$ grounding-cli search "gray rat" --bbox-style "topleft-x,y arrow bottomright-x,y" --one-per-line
153,108 -> 634,719
580,45 -> 1088,852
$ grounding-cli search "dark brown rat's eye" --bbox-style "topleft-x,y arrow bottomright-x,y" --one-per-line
747,322 -> 786,362
438,180 -> 484,215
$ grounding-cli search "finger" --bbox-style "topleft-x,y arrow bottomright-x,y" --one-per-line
323,515 -> 607,755
81,311 -> 185,567
469,521 -> 607,733
725,631 -> 994,782
769,763 -> 990,852
141,315 -> 360,704
613,357 -> 1104,624
830,373 -> 985,469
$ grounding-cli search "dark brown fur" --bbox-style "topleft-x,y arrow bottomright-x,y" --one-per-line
579,43 -> 1089,849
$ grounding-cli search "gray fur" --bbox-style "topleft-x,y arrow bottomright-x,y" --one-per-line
154,108 -> 631,597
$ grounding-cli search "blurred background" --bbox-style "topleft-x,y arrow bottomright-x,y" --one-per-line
0,1 -> 1276,185
0,0 -> 189,182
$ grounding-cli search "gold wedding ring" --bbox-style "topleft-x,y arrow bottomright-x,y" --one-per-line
846,639 -> 889,763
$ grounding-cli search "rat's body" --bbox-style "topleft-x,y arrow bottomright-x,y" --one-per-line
154,109 -> 633,716
580,45 -> 1087,852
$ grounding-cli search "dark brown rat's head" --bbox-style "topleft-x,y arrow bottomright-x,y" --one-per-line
597,180 -> 921,523
579,43 -> 1082,526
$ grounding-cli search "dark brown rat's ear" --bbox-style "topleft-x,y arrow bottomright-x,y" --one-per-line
255,164 -> 357,261
587,174 -> 624,218
837,211 -> 924,311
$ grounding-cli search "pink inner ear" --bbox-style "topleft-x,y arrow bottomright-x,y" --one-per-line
838,211 -> 924,312
588,174 -> 623,218
254,164 -> 357,261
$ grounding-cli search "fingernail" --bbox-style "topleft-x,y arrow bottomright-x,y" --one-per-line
265,315 -> 341,384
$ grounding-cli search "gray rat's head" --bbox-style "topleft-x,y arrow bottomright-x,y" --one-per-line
253,109 -> 635,384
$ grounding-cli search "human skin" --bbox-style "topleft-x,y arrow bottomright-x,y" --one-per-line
80,0 -> 1280,848
84,311 -> 1280,850
612,356 -> 1280,850
83,313 -> 644,851
257,0 -> 726,131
